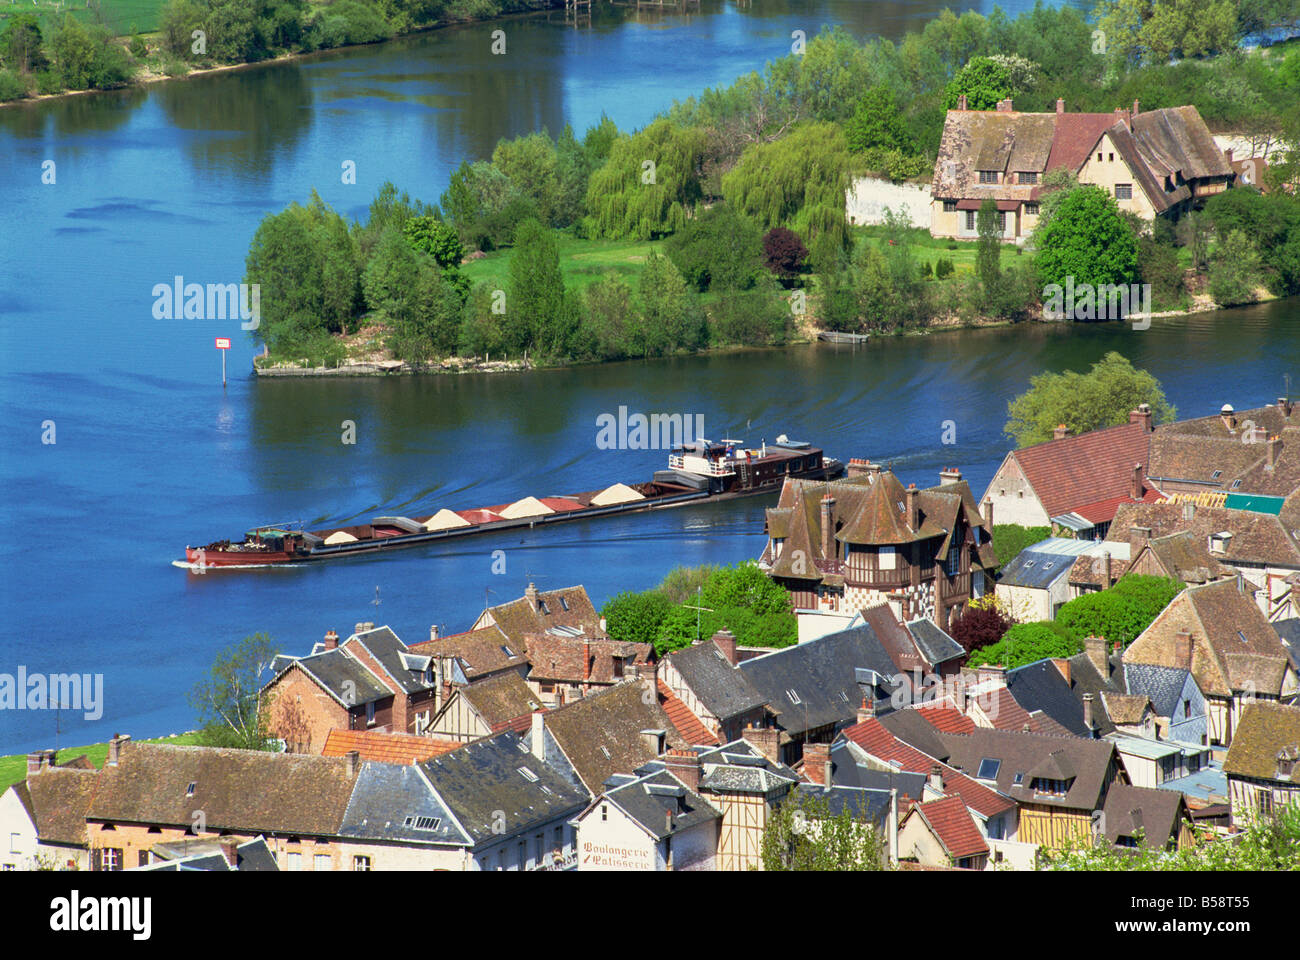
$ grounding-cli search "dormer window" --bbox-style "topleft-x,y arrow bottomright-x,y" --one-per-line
1018,171 -> 1038,184
538,601 -> 550,615
978,170 -> 998,184
559,596 -> 569,611
186,782 -> 197,797
1031,777 -> 1071,796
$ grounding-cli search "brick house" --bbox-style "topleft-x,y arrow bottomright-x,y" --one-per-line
524,631 -> 653,706
930,97 -> 1233,240
759,463 -> 997,630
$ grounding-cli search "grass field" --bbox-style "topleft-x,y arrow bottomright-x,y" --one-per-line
0,732 -> 201,790
0,0 -> 167,36
460,235 -> 664,294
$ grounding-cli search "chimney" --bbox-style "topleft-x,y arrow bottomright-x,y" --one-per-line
1129,526 -> 1151,555
1082,694 -> 1095,738
712,629 -> 738,666
525,582 -> 539,611
323,630 -> 339,651
820,494 -> 835,561
354,622 -> 367,635
804,742 -> 833,786
1183,502 -> 1195,523
1103,551 -> 1113,588
928,764 -> 944,793
219,837 -> 240,868
1224,146 -> 1235,164
532,709 -> 546,761
1129,403 -> 1153,431
107,733 -> 130,767
846,457 -> 874,478
1133,98 -> 1140,116
982,495 -> 994,531
1132,463 -> 1144,501
1220,404 -> 1236,432
996,98 -> 1013,112
345,750 -> 360,778
664,749 -> 701,792
939,466 -> 963,485
742,725 -> 781,765
1053,424 -> 1068,440
1267,435 -> 1281,470
1085,636 -> 1108,678
26,752 -> 44,777
640,728 -> 666,756
1174,630 -> 1193,671
858,696 -> 878,723
1114,106 -> 1126,123
1278,397 -> 1293,418
1052,658 -> 1072,687
583,639 -> 591,683
958,94 -> 968,111
428,625 -> 439,643
1056,97 -> 1065,115
905,484 -> 919,532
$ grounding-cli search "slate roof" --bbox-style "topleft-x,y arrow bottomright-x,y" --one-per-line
909,795 -> 989,859
695,740 -> 800,795
537,681 -> 688,794
1007,658 -> 1111,738
267,648 -> 392,707
342,626 -> 436,696
792,782 -> 895,828
1123,663 -> 1195,719
418,732 -> 588,846
338,761 -> 468,846
999,539 -> 1106,589
739,625 -> 904,736
458,672 -> 545,732
839,717 -> 1015,818
828,740 -> 927,801
1102,783 -> 1189,848
321,729 -> 462,765
525,634 -> 652,685
664,640 -> 769,721
409,625 -> 527,681
141,837 -> 279,872
1223,702 -> 1300,782
1123,580 -> 1293,698
906,619 -> 966,668
602,769 -> 720,841
87,743 -> 361,836
989,420 -> 1154,524
476,585 -> 602,647
860,605 -> 927,675
935,728 -> 1117,811
12,767 -> 98,847
1147,404 -> 1299,495
657,679 -> 720,746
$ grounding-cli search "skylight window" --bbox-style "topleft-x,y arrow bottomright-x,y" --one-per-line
186,782 -> 197,797
1013,772 -> 1024,785
501,645 -> 515,658
787,689 -> 801,704
600,746 -> 611,759
1237,631 -> 1248,643
977,758 -> 1001,780
404,815 -> 441,831
1211,470 -> 1222,480
559,597 -> 569,611
517,766 -> 539,782
1231,479 -> 1243,489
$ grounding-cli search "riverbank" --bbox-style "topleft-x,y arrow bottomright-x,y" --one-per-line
0,732 -> 200,790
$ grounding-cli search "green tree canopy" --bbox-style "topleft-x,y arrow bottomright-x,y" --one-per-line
584,118 -> 706,240
188,632 -> 280,750
1004,351 -> 1175,446
966,621 -> 1080,669
1034,184 -> 1139,292
665,204 -> 765,292
760,789 -> 888,871
1054,575 -> 1183,648
943,56 -> 1012,109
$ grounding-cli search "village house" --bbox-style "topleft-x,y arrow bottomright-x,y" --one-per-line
982,408 -> 1159,540
425,671 -> 544,742
408,624 -> 530,686
1123,579 -> 1299,748
0,752 -> 98,871
759,463 -> 997,631
1073,530 -> 1234,597
263,624 -> 439,753
1107,732 -> 1212,790
1223,701 -> 1300,825
687,738 -> 802,870
1123,663 -> 1209,745
898,794 -> 991,870
997,538 -> 1126,621
467,582 -> 603,650
657,630 -> 770,743
524,630 -> 652,706
1146,399 -> 1298,498
929,97 -> 1233,241
1099,783 -> 1195,850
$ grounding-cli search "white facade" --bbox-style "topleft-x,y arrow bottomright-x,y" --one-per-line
573,798 -> 717,871
0,786 -> 87,872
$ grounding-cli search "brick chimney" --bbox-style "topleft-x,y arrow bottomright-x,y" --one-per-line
1085,636 -> 1108,678
323,630 -> 339,651
928,764 -> 944,793
1114,106 -> 1126,123
1082,693 -> 1095,737
532,709 -> 546,760
846,458 -> 874,478
1052,658 -> 1072,686
1133,98 -> 1140,116
1056,97 -> 1065,115
1220,404 -> 1236,432
1267,435 -> 1282,470
1129,403 -> 1153,431
712,629 -> 738,666
664,749 -> 701,792
1053,424 -> 1068,440
107,733 -> 130,767
939,466 -> 963,485
525,582 -> 539,611
742,725 -> 781,765
804,742 -> 833,786
996,98 -> 1013,112
26,752 -> 45,777
958,94 -> 968,111
1129,526 -> 1152,555
1131,462 -> 1144,501
1174,630 -> 1193,671
905,484 -> 919,532
820,494 -> 835,561
219,837 -> 240,868
982,496 -> 994,531
583,639 -> 592,683
858,696 -> 878,723
345,750 -> 360,778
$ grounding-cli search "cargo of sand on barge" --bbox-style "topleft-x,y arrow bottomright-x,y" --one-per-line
176,434 -> 842,570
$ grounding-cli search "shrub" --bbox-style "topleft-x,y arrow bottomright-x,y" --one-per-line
966,621 -> 1079,669
991,524 -> 1052,568
0,67 -> 28,101
934,257 -> 954,279
1208,230 -> 1264,306
1054,575 -> 1183,649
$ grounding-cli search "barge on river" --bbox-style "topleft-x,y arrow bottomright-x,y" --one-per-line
176,435 -> 843,569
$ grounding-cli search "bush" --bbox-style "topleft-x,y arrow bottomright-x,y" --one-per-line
0,67 -> 28,101
34,69 -> 63,94
950,602 -> 1013,655
991,524 -> 1052,568
934,257 -> 954,279
1208,230 -> 1265,306
602,590 -> 674,648
1054,575 -> 1183,649
129,35 -> 148,60
966,621 -> 1079,669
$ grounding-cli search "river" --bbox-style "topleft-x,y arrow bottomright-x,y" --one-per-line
1,0 -> 1295,753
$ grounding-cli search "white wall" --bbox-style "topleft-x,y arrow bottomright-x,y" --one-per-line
846,178 -> 932,227
575,800 -> 658,870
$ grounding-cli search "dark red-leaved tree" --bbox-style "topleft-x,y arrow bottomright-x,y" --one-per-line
762,227 -> 809,285
950,604 -> 1013,656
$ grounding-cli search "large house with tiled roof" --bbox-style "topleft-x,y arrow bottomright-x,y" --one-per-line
930,96 -> 1233,240
658,630 -> 770,743
468,582 -> 602,648
524,631 -> 652,706
1147,399 -> 1299,497
1223,701 -> 1300,824
0,752 -> 98,870
759,463 -> 997,630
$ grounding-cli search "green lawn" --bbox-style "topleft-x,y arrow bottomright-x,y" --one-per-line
460,235 -> 662,294
0,732 -> 201,791
850,223 -> 1024,277
0,0 -> 168,35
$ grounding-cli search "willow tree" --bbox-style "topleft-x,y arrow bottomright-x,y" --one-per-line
584,118 -> 706,240
720,121 -> 851,251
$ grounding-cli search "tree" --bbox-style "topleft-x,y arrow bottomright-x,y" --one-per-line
507,218 -> 572,358
492,131 -> 562,226
1054,575 -> 1183,648
761,790 -> 888,871
966,621 -> 1080,669
1004,352 -> 1175,446
665,204 -> 764,292
637,250 -> 704,355
188,632 -> 280,750
1,13 -> 47,75
584,118 -> 706,240
1208,229 -> 1265,306
362,227 -> 422,320
403,215 -> 464,270
944,56 -> 1012,110
1035,184 -> 1139,294
950,601 -> 1014,655
763,227 -> 809,285
581,275 -> 636,360
50,15 -> 98,89
601,590 -> 673,647
991,524 -> 1052,568
844,85 -> 916,156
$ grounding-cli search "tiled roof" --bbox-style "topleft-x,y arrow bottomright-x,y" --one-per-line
1108,500 -> 1300,568
998,420 -> 1153,523
409,625 -> 527,681
526,634 -> 651,685
1147,404 -> 1299,495
321,729 -> 462,765
13,767 -> 98,847
914,703 -> 977,734
936,728 -> 1118,811
1045,111 -> 1129,175
1223,702 -> 1300,781
911,795 -> 989,859
266,648 -> 392,707
1102,783 -> 1188,847
458,672 -> 544,730
839,717 -> 1015,818
1102,693 -> 1152,725
1069,552 -> 1131,588
477,585 -> 602,647
657,679 -> 720,746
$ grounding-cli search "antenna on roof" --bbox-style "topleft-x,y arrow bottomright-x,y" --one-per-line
372,586 -> 381,610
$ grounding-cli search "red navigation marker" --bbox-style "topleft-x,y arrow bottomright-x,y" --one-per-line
215,337 -> 231,386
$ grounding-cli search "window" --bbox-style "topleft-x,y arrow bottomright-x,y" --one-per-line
965,211 -> 977,231
8,833 -> 19,855
787,689 -> 801,705
95,848 -> 121,872
1210,470 -> 1222,479
138,850 -> 150,867
404,815 -> 441,831
977,758 -> 1001,780
946,545 -> 960,577
879,545 -> 896,570
535,834 -> 544,865
518,840 -> 527,870
314,854 -> 331,872
978,170 -> 998,184
1031,777 -> 1069,796
1115,183 -> 1133,200
1019,171 -> 1038,184
601,804 -> 608,822
943,200 -> 957,213
1184,699 -> 1191,718
1231,479 -> 1242,489
554,826 -> 563,850
538,601 -> 550,615
366,701 -> 375,726
1109,153 -> 1115,162
500,645 -> 515,658
518,766 -> 539,782
1097,152 -> 1103,162
1257,790 -> 1273,815
997,211 -> 1007,232
185,781 -> 197,797
559,596 -> 569,611
1025,202 -> 1039,215
286,851 -> 301,871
